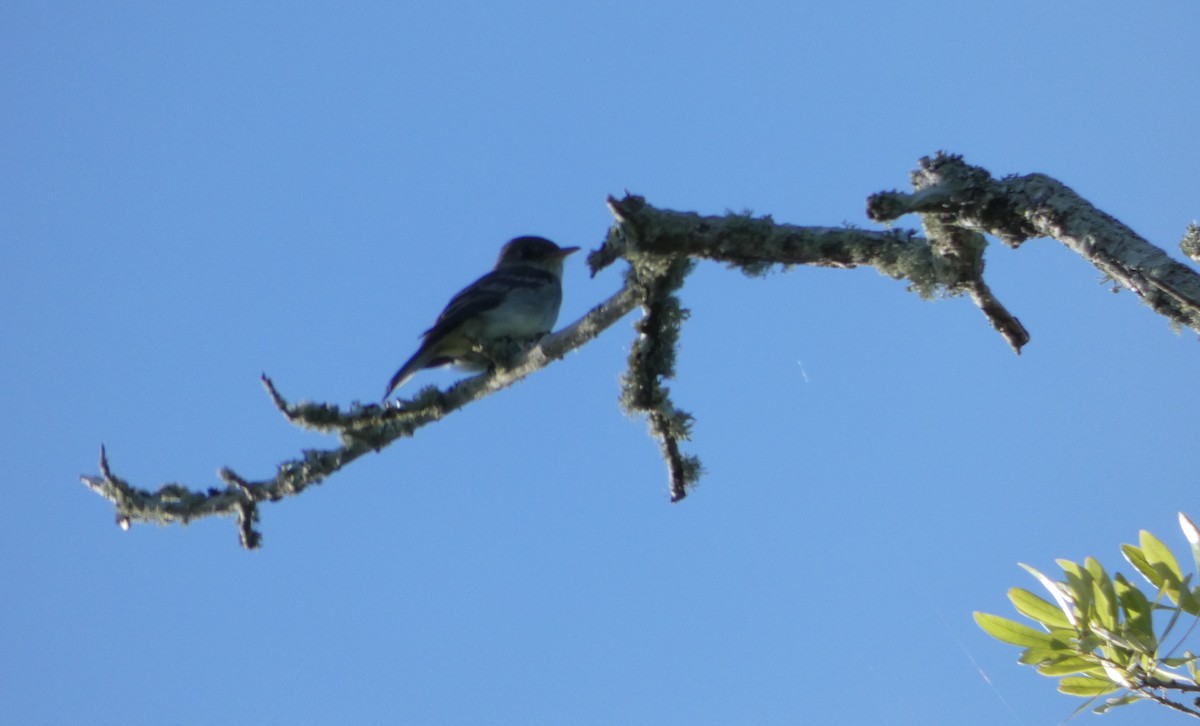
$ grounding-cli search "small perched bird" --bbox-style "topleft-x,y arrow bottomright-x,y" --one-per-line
383,236 -> 579,400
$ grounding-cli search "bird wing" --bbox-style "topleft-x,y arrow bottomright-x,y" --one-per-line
383,271 -> 509,401
420,270 -> 508,343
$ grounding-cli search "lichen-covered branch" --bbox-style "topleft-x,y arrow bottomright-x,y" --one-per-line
81,284 -> 642,547
81,153 -> 1200,547
604,195 -> 700,501
594,194 -> 944,291
1182,222 -> 1200,264
869,152 -> 1200,334
602,191 -> 1031,352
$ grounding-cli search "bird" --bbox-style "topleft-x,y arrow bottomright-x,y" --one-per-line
382,236 -> 579,401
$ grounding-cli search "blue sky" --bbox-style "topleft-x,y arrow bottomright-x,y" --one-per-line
4,3 -> 1200,724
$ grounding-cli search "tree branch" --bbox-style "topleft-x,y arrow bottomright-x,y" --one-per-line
80,153 -> 1200,547
868,152 -> 1200,335
81,284 -> 642,547
1134,687 -> 1200,718
606,195 -> 701,501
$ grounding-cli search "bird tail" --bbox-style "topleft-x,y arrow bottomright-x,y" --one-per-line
382,349 -> 430,402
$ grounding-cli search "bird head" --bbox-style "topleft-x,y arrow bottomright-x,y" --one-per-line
495,236 -> 579,271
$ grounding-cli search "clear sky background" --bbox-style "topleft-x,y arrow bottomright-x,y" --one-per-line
4,3 -> 1199,724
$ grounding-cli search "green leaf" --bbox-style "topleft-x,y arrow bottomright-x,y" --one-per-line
1019,647 -> 1068,666
1016,631 -> 1081,664
1086,557 -> 1118,632
1057,559 -> 1094,621
1020,563 -> 1079,628
1069,696 -> 1104,720
975,612 -> 1056,648
1123,544 -> 1164,589
1099,659 -> 1134,687
1057,558 -> 1086,582
1058,676 -> 1119,697
1077,632 -> 1104,653
1162,654 -> 1199,668
1148,661 -> 1198,687
1141,530 -> 1184,593
1159,602 -> 1187,644
1037,655 -> 1106,677
1176,573 -> 1200,616
1093,693 -> 1141,714
1088,626 -> 1138,662
1114,573 -> 1155,646
1141,530 -> 1182,578
1180,513 -> 1200,574
1009,587 -> 1073,630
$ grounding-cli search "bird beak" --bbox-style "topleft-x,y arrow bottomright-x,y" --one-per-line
555,246 -> 580,259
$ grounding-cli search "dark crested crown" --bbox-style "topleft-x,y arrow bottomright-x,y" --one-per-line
496,236 -> 575,266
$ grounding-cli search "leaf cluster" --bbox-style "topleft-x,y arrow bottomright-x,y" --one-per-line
976,514 -> 1200,717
